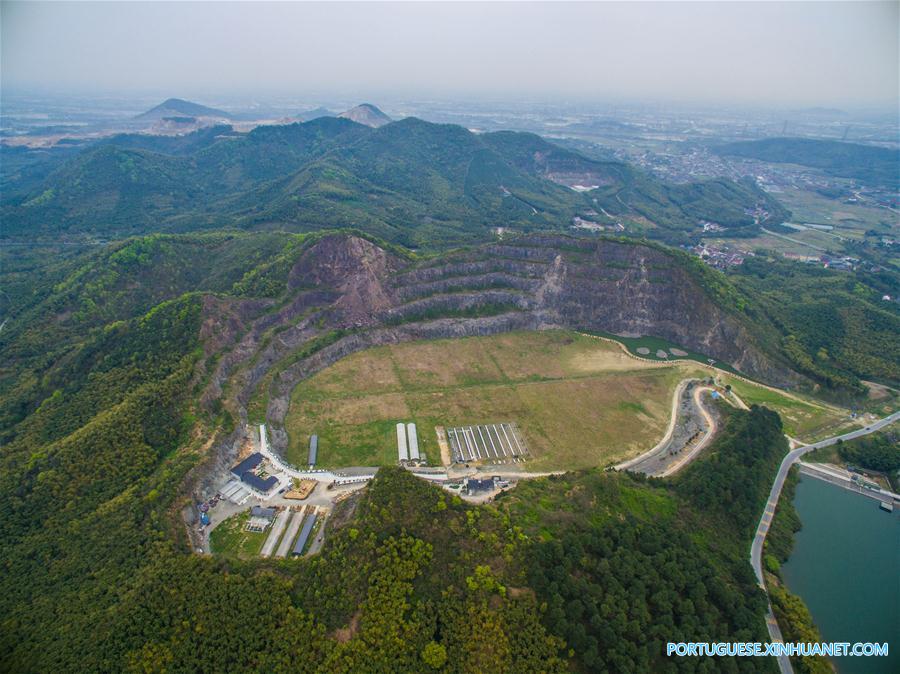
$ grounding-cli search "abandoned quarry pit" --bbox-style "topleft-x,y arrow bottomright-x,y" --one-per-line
283,330 -> 851,472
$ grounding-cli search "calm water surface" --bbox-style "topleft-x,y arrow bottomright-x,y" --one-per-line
781,475 -> 898,674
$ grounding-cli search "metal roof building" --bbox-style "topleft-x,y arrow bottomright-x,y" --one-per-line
230,452 -> 264,478
308,435 -> 318,466
396,423 -> 409,462
291,513 -> 317,556
407,423 -> 420,461
466,478 -> 495,495
241,472 -> 278,494
250,505 -> 276,520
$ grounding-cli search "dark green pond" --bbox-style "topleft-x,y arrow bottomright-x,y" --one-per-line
781,475 -> 898,674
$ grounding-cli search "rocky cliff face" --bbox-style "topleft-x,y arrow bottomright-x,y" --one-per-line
198,233 -> 796,458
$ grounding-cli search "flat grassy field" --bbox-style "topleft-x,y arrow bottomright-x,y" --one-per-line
777,187 -> 895,234
284,329 -> 857,469
209,510 -> 268,559
719,375 -> 854,441
707,188 -> 895,259
286,330 -> 709,470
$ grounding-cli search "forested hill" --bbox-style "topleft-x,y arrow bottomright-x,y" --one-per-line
0,330 -> 787,674
728,255 -> 900,395
0,223 -> 887,671
2,114 -> 786,247
716,137 -> 899,189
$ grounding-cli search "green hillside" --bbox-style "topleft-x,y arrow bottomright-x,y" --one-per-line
728,254 -> 900,395
0,232 -> 299,437
716,137 -> 899,189
1,226 -> 887,672
3,116 -> 787,247
486,131 -> 788,241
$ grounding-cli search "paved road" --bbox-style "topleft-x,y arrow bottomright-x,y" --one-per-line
761,226 -> 828,253
797,461 -> 899,505
749,409 -> 900,674
616,379 -> 693,472
258,424 -> 375,484
618,380 -> 723,476
275,510 -> 302,558
259,510 -> 290,558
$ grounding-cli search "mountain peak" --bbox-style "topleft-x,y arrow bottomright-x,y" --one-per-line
136,98 -> 231,120
338,103 -> 392,128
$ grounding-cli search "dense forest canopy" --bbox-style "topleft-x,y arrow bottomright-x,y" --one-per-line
727,255 -> 900,395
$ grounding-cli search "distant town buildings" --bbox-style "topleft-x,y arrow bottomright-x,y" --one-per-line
571,216 -> 625,232
691,244 -> 750,269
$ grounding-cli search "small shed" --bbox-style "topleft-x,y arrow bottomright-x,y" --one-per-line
250,505 -> 276,521
466,478 -> 495,496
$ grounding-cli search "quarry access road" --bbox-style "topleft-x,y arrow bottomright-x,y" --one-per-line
658,385 -> 718,477
615,379 -> 722,476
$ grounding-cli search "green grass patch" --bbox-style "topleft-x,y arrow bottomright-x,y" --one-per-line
587,330 -> 742,375
720,376 -> 853,441
209,510 -> 269,559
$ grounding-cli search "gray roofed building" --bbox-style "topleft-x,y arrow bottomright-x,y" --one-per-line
397,422 -> 409,462
466,478 -> 496,495
230,452 -> 264,478
308,435 -> 318,466
241,472 -> 278,494
250,505 -> 276,520
407,423 -> 419,461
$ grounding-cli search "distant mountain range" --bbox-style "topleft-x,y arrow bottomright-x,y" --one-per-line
135,98 -> 232,121
3,108 -> 786,247
296,106 -> 336,122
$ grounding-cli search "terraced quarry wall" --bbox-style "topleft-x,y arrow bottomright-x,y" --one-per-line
199,233 -> 797,462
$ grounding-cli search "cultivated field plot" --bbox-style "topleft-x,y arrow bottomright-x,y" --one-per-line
286,330 -> 707,470
777,187 -> 895,235
446,422 -> 528,464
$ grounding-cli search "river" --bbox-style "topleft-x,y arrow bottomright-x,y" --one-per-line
781,475 -> 898,674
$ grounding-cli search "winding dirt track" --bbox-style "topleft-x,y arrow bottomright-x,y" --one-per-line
658,385 -> 717,477
615,379 -> 692,472
614,380 -> 724,476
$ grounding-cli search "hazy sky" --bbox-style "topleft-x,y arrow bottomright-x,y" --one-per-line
2,1 -> 898,108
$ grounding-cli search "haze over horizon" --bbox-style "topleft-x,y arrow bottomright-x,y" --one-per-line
2,1 -> 898,111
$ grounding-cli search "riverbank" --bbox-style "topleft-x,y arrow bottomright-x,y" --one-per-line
773,474 -> 898,674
